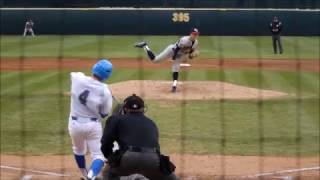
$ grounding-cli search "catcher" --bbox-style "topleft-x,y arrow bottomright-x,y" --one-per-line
135,28 -> 200,92
101,94 -> 179,180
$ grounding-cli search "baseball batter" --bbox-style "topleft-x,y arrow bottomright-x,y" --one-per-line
23,19 -> 35,37
135,28 -> 200,92
68,59 -> 113,180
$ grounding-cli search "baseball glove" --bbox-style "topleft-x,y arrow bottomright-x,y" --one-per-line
112,103 -> 125,116
188,50 -> 199,59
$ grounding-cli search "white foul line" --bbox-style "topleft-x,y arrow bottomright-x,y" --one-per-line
242,166 -> 320,178
0,165 -> 70,177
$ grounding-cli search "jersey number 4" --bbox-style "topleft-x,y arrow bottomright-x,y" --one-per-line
79,90 -> 90,105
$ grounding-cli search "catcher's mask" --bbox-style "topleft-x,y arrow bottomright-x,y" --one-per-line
123,94 -> 145,113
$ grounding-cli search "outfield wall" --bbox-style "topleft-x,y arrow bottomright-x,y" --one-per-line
2,0 -> 320,8
1,8 -> 319,35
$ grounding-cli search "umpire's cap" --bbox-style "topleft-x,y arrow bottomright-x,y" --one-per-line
123,94 -> 145,111
92,59 -> 112,81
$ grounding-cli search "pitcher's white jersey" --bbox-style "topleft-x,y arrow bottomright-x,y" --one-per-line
70,72 -> 112,119
175,36 -> 198,55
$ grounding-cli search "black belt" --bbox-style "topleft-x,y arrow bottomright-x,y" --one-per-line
127,146 -> 159,153
71,116 -> 98,121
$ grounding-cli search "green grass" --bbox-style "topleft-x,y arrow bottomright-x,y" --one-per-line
153,99 -> 319,156
1,35 -> 319,156
1,35 -> 319,59
1,69 -> 319,156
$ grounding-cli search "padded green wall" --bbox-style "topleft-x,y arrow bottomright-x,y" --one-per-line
1,9 -> 319,35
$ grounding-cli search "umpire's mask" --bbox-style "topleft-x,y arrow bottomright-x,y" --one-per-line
123,94 -> 145,113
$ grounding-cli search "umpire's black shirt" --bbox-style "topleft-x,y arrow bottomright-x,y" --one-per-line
101,112 -> 160,158
269,21 -> 283,35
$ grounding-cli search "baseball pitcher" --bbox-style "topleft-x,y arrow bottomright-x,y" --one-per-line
68,59 -> 113,180
23,19 -> 35,37
135,28 -> 200,92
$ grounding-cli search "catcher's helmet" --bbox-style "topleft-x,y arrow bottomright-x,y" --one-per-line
92,59 -> 113,81
123,94 -> 145,111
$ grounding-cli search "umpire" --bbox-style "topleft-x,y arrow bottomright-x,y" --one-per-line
101,94 -> 179,180
269,16 -> 283,54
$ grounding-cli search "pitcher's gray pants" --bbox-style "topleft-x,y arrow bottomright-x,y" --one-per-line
151,44 -> 188,72
272,35 -> 283,54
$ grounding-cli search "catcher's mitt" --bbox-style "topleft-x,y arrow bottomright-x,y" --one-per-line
188,50 -> 199,59
112,103 -> 125,116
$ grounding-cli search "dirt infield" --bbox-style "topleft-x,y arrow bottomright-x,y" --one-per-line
1,57 -> 319,179
1,58 -> 319,72
109,80 -> 289,100
1,154 -> 319,180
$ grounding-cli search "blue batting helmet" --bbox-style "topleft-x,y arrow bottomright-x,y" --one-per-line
92,59 -> 113,81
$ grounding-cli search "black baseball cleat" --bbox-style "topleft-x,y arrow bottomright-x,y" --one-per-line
171,86 -> 177,93
135,42 -> 147,48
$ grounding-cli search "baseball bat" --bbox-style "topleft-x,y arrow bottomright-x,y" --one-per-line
112,95 -> 121,105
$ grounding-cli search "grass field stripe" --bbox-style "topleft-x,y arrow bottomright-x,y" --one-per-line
0,72 -> 20,80
243,166 -> 320,178
0,165 -> 70,177
0,72 -> 58,95
1,36 -> 319,59
300,72 -> 320,95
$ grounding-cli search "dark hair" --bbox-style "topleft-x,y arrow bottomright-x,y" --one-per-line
123,94 -> 145,113
93,74 -> 103,81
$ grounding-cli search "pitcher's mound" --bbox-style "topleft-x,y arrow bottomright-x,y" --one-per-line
109,80 -> 288,100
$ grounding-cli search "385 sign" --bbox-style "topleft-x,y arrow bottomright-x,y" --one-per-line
172,12 -> 190,22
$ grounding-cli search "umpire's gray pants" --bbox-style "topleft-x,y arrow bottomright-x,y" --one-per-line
272,35 -> 283,54
103,151 -> 179,180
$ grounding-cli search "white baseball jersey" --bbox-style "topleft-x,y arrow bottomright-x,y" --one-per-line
70,72 -> 112,119
68,71 -> 112,177
175,36 -> 198,55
